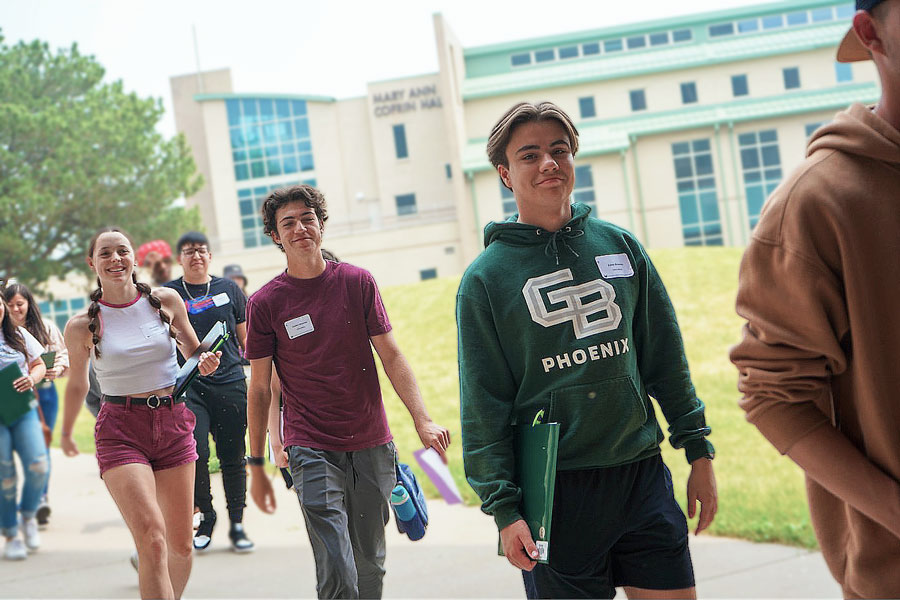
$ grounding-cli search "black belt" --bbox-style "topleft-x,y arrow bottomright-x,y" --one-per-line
101,394 -> 183,409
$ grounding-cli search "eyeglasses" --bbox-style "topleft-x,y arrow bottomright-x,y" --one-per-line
181,247 -> 210,257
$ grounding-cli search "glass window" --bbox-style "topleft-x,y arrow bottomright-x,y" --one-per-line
732,74 -> 749,97
672,139 -> 722,246
805,121 -> 826,138
420,268 -> 438,281
579,96 -> 596,119
836,4 -> 855,18
559,46 -> 579,59
259,99 -> 274,119
630,89 -> 647,112
299,153 -> 315,171
681,82 -> 698,104
738,19 -> 759,33
535,49 -> 555,62
276,99 -> 291,118
672,29 -> 693,42
604,39 -> 624,52
500,180 -> 517,218
626,35 -> 647,49
573,165 -> 595,210
445,163 -> 452,179
226,100 -> 241,127
393,124 -> 408,159
582,42 -> 601,55
649,32 -> 669,46
709,23 -> 735,37
787,11 -> 809,26
396,193 -> 417,216
291,100 -> 307,116
762,14 -> 784,29
241,98 -> 258,122
835,62 -> 853,83
739,129 -> 782,230
511,53 -> 532,66
783,67 -> 801,90
811,7 -> 834,22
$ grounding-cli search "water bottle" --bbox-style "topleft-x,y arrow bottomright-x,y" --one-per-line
391,484 -> 425,540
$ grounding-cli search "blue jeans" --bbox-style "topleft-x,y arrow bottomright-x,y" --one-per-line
37,382 -> 58,498
0,408 -> 49,538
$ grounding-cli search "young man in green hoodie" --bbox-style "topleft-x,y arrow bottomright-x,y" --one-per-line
457,102 -> 717,599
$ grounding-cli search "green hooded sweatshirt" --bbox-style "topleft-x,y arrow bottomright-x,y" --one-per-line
457,203 -> 713,530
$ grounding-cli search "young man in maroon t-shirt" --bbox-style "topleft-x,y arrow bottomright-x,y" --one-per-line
244,184 -> 451,599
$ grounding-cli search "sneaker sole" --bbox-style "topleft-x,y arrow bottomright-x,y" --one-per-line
231,545 -> 255,554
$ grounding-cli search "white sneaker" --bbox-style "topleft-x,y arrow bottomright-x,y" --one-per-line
20,518 -> 40,552
3,537 -> 27,560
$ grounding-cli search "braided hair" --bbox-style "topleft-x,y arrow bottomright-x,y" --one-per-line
86,228 -> 178,358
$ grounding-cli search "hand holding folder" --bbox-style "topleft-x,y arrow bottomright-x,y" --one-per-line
499,410 -> 560,565
0,363 -> 38,426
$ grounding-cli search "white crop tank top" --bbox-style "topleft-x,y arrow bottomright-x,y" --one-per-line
92,293 -> 178,396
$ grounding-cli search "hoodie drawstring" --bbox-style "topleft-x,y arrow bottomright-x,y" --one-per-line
537,226 -> 584,265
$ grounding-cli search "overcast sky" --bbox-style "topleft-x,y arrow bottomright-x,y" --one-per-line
3,0 -> 767,137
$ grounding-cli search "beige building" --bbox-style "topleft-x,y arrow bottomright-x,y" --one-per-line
39,0 -> 876,322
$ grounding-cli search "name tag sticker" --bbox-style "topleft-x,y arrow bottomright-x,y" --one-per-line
140,321 -> 165,338
211,292 -> 230,307
284,314 -> 314,339
595,253 -> 634,279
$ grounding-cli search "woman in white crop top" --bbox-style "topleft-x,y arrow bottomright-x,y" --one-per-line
60,228 -> 220,600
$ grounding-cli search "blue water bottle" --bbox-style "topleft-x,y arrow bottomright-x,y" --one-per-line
391,484 -> 425,540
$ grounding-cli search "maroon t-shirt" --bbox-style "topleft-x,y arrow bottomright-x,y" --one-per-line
245,262 -> 393,451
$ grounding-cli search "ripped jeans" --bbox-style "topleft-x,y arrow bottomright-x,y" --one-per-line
0,408 -> 49,538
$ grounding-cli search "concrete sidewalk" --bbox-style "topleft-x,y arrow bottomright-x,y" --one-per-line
0,449 -> 840,598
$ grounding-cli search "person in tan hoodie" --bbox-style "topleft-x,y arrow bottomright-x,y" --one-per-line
730,1 -> 900,597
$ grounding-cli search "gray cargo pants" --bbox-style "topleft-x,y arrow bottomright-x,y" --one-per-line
288,442 -> 397,599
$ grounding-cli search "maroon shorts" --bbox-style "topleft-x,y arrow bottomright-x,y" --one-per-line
94,400 -> 198,478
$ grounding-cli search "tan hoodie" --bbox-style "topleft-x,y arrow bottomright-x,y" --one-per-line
731,103 -> 900,598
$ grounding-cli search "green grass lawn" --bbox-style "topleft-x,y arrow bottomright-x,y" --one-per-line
54,247 -> 816,548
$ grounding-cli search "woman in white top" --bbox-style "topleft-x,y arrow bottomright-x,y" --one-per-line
4,282 -> 69,526
0,293 -> 48,561
61,228 -> 220,600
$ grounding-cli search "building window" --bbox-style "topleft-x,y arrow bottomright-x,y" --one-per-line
392,124 -> 408,159
672,29 -> 693,43
836,4 -> 855,18
626,35 -> 647,49
672,139 -> 723,246
604,39 -> 624,53
511,53 -> 531,67
445,163 -> 452,179
582,42 -> 601,55
38,297 -> 86,332
226,98 -> 314,182
811,7 -> 835,22
709,23 -> 735,37
419,268 -> 437,281
395,193 -> 417,216
558,45 -> 579,59
805,122 -> 827,138
783,67 -> 801,90
762,14 -> 785,29
238,179 -> 312,248
738,19 -> 760,33
681,82 -> 698,104
579,96 -> 596,119
630,89 -> 647,112
573,165 -> 595,210
731,74 -> 749,97
738,130 -> 782,230
500,181 -> 517,218
835,62 -> 853,83
535,49 -> 555,62
649,32 -> 669,46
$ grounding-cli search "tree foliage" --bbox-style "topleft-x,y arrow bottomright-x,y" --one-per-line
0,33 -> 203,293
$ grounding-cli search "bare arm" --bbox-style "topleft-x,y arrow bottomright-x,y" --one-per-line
266,368 -> 287,467
370,331 -> 450,459
248,356 -> 276,513
235,321 -> 247,352
60,313 -> 92,456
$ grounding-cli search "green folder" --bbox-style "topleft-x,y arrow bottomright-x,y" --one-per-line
40,351 -> 56,370
499,411 -> 560,564
0,363 -> 38,426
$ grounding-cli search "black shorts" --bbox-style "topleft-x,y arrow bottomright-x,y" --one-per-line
523,454 -> 694,599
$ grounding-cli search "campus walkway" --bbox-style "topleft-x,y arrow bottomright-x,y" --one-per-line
1,449 -> 840,599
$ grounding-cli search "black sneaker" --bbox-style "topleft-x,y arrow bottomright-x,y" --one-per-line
193,512 -> 216,552
36,502 -> 51,528
229,523 -> 255,553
